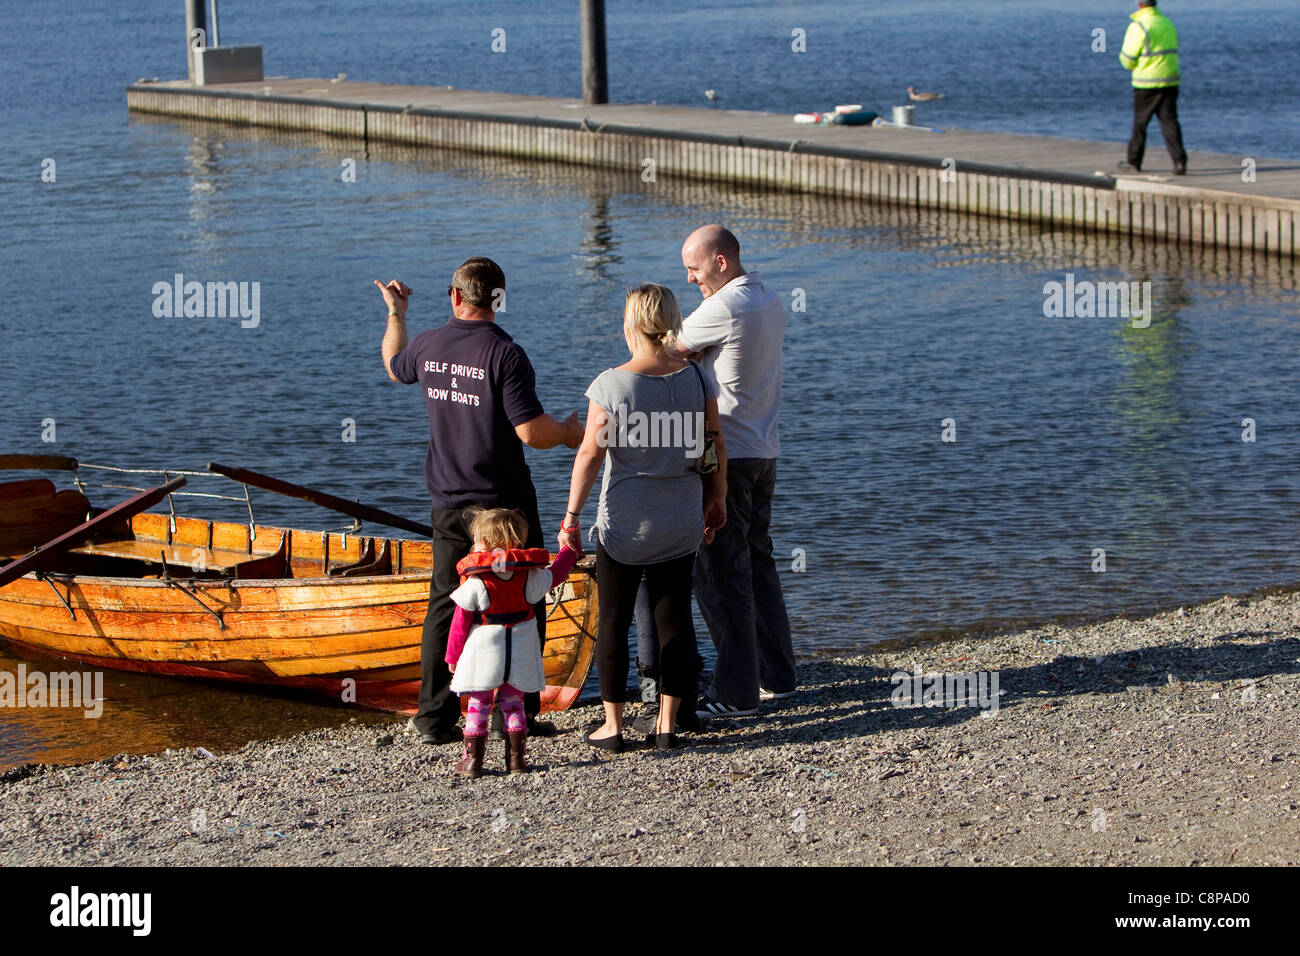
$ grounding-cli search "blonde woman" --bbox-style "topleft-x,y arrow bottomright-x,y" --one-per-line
560,284 -> 727,751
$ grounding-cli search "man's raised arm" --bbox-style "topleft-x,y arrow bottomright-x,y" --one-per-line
515,412 -> 584,450
375,278 -> 412,382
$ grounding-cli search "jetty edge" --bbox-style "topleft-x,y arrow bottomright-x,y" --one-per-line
126,77 -> 1300,259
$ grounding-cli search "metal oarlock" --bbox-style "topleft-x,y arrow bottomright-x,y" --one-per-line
242,482 -> 256,536
70,462 -> 86,499
36,573 -> 76,621
164,470 -> 177,535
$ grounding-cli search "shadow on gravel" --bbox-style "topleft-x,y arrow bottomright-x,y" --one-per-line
686,632 -> 1300,755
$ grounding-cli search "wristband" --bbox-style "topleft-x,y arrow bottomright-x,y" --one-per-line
388,311 -> 403,319
560,521 -> 579,534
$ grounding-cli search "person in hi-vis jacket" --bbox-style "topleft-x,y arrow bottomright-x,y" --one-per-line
1117,0 -> 1187,175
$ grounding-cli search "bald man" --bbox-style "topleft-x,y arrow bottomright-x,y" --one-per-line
662,225 -> 797,718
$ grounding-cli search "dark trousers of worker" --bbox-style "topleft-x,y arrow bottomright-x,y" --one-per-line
1127,85 -> 1186,170
413,495 -> 546,735
595,545 -> 698,703
694,458 -> 796,711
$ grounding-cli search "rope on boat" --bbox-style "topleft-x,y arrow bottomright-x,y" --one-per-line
77,463 -> 224,478
77,464 -> 251,503
77,462 -> 258,535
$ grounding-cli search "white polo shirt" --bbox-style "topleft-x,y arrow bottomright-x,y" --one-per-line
677,271 -> 784,460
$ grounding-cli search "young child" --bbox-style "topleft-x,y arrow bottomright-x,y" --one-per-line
447,508 -> 579,777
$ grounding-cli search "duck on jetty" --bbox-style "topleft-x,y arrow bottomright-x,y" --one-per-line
907,85 -> 944,101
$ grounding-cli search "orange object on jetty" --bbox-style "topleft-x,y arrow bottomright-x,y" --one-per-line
0,458 -> 596,714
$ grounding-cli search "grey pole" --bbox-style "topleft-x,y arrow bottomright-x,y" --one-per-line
580,0 -> 608,105
185,0 -> 207,82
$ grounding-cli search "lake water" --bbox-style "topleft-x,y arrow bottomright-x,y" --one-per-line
1,0 -> 1297,766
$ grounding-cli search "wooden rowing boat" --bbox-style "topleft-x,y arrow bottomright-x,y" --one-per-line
0,466 -> 597,713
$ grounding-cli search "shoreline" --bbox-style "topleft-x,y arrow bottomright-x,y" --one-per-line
2,585 -> 1297,866
827,579 -> 1300,658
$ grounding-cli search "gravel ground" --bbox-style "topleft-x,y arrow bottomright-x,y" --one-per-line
2,588 -> 1297,866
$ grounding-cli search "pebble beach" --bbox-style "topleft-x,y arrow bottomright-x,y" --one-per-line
2,587 -> 1297,867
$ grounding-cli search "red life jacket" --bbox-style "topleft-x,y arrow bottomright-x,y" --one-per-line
455,547 -> 551,626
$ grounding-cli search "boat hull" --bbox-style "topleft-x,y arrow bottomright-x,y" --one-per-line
0,505 -> 597,713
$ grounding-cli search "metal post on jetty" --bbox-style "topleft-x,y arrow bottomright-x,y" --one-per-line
184,0 -> 207,83
210,0 -> 222,48
580,0 -> 608,105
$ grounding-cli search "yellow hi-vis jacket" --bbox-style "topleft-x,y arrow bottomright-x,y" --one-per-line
1119,6 -> 1180,88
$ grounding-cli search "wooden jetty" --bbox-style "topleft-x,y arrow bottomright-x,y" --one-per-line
126,78 -> 1300,258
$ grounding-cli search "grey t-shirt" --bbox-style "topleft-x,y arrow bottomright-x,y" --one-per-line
585,363 -> 717,565
676,271 -> 785,460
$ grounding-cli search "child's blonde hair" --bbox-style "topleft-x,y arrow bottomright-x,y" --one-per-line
624,283 -> 682,352
468,507 -> 528,551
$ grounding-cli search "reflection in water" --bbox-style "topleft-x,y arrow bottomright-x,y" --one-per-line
576,194 -> 622,282
0,647 -> 390,771
185,138 -> 227,259
1107,275 -> 1194,559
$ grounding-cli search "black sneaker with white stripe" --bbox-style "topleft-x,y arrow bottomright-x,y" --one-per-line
695,698 -> 759,719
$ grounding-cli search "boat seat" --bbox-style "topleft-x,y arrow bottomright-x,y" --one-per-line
71,539 -> 272,573
233,533 -> 290,580
329,539 -> 392,578
328,538 -> 376,577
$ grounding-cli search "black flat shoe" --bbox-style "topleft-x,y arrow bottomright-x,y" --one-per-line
583,729 -> 624,753
653,732 -> 677,751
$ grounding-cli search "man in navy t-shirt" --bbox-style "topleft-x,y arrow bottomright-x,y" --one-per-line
377,257 -> 581,744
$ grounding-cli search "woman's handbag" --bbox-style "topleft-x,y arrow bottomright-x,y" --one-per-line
688,360 -> 719,475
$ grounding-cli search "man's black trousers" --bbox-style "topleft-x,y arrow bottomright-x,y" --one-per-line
1127,85 -> 1187,170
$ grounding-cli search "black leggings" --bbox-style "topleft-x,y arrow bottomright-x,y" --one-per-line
596,544 -> 697,701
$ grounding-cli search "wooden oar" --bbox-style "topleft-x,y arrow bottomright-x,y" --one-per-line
0,454 -> 79,472
207,462 -> 432,538
0,477 -> 186,589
